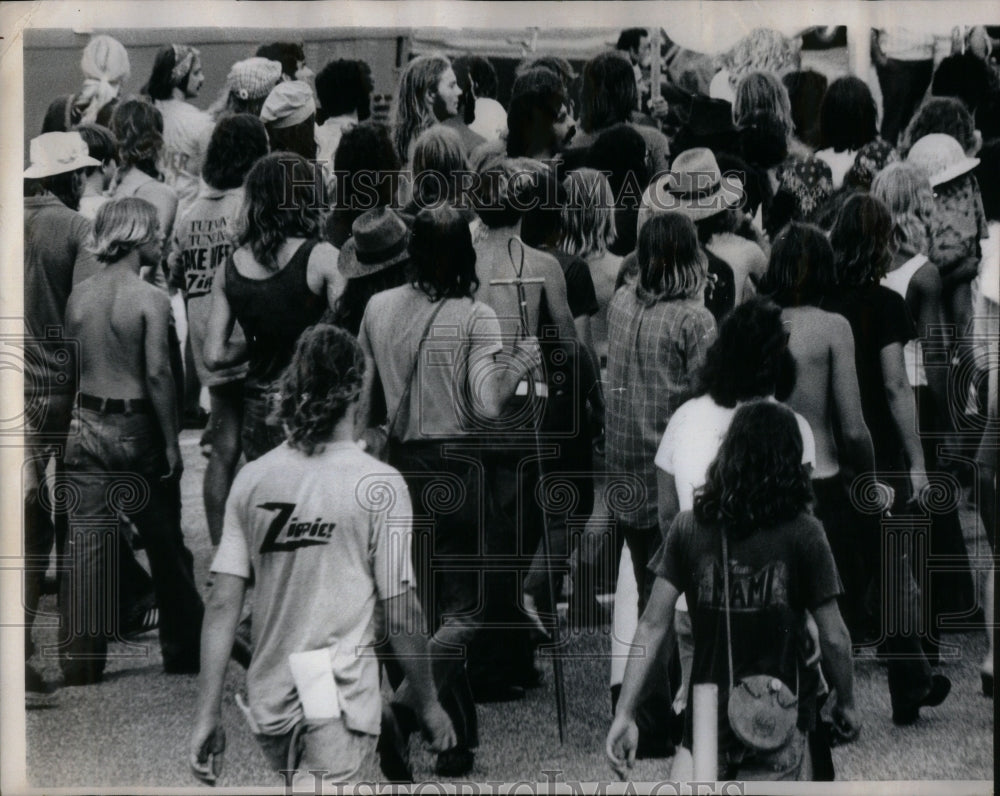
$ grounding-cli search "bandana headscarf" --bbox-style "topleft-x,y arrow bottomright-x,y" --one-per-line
170,44 -> 200,88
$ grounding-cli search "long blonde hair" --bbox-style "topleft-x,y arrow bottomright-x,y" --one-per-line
560,168 -> 616,258
871,162 -> 935,258
391,54 -> 451,163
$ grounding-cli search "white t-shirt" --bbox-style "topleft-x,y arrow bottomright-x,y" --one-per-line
655,394 -> 815,511
212,440 -> 415,737
654,394 -> 815,613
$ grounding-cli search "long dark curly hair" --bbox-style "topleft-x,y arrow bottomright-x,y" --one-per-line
111,99 -> 163,178
697,297 -> 796,407
237,153 -> 325,271
829,193 -> 894,287
693,400 -> 814,539
272,324 -> 366,455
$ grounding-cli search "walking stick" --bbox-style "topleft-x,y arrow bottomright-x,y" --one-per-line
488,236 -> 568,744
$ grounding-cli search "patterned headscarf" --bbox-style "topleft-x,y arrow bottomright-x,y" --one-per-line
170,44 -> 200,88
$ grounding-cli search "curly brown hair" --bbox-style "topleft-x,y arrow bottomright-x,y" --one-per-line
693,400 -> 814,538
272,324 -> 366,456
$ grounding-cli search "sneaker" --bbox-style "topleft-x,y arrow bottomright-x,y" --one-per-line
124,605 -> 159,639
892,674 -> 951,725
25,666 -> 58,709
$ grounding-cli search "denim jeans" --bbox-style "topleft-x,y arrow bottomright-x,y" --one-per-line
255,719 -> 378,785
242,385 -> 285,463
59,406 -> 203,682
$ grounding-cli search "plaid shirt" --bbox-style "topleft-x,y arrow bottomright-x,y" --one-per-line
605,288 -> 717,528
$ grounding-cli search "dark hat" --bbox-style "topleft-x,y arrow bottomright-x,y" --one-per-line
338,207 -> 410,278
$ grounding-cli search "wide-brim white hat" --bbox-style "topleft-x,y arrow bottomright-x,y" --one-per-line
907,133 -> 981,187
24,132 -> 101,179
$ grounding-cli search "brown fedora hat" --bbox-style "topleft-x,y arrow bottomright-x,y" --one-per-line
338,207 -> 410,278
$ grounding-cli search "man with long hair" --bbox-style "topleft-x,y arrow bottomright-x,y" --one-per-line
191,325 -> 456,786
823,194 -> 950,725
61,197 -> 204,686
608,401 -> 858,781
758,223 -> 880,640
358,204 -> 541,775
390,54 -> 462,164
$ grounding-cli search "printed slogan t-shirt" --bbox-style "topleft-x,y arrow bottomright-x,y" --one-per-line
211,440 -> 415,737
651,510 -> 842,762
168,184 -> 247,386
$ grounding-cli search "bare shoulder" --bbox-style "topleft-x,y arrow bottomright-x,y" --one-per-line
311,240 -> 339,260
526,245 -> 563,280
134,281 -> 171,316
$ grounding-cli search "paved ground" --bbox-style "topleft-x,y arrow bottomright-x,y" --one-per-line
24,429 -> 996,788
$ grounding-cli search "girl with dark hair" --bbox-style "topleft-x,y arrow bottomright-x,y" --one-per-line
816,76 -> 882,189
110,99 -> 178,284
168,113 -> 269,546
144,44 -> 214,216
357,204 -> 541,776
608,400 -> 857,781
204,153 -> 343,463
325,121 -> 401,248
570,51 -> 671,175
822,194 -> 951,727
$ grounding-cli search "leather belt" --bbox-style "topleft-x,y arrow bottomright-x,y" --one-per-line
79,393 -> 153,414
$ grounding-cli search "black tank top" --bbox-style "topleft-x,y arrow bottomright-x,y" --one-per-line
224,239 -> 325,386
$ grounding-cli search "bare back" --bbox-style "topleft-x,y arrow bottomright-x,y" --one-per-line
66,268 -> 169,400
473,232 -> 572,342
782,306 -> 849,479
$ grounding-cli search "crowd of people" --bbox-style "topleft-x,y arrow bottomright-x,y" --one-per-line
22,23 -> 998,785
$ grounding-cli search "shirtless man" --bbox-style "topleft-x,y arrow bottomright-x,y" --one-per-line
759,223 -> 884,638
60,197 -> 203,685
467,158 -> 594,694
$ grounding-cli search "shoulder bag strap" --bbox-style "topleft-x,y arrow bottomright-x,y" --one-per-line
722,528 -> 799,697
386,298 -> 448,440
